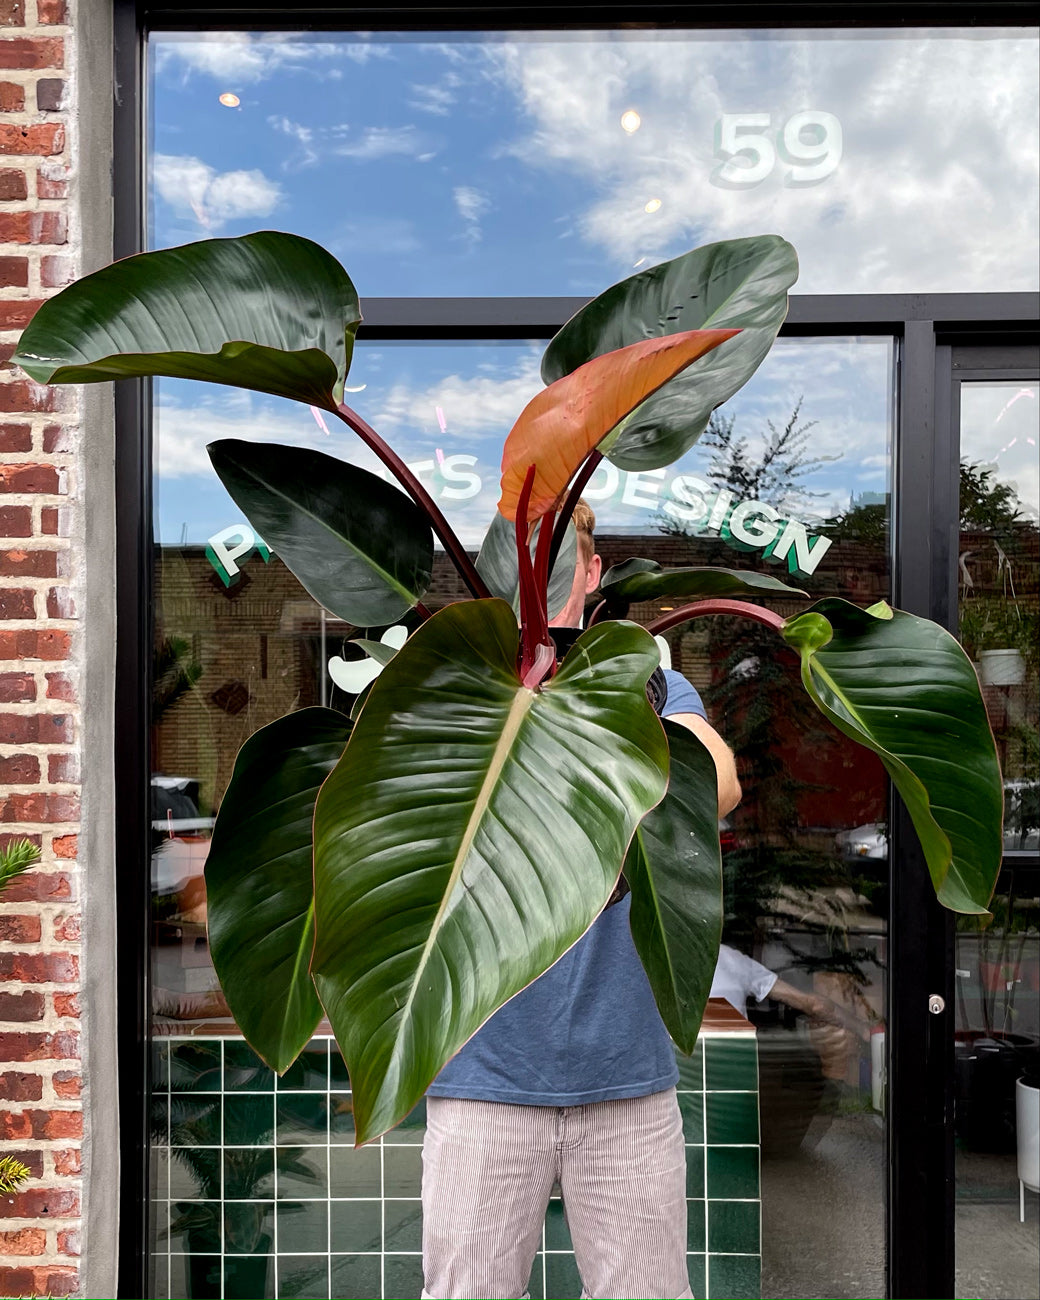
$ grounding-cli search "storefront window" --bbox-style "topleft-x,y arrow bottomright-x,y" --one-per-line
955,380 -> 1040,1300
150,27 -> 1038,297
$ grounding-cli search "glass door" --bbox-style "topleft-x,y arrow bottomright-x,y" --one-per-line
951,356 -> 1040,1300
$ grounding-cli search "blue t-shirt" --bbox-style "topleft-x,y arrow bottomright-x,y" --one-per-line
428,669 -> 707,1106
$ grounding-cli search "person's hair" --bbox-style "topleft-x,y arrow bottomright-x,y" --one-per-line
571,499 -> 596,565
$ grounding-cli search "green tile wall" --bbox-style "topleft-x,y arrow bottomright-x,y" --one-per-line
151,1033 -> 760,1299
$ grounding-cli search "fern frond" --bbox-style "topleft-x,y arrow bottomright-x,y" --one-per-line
0,1154 -> 32,1195
0,837 -> 41,895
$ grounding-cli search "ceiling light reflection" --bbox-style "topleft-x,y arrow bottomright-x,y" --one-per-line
644,198 -> 662,214
620,110 -> 641,134
218,93 -> 241,108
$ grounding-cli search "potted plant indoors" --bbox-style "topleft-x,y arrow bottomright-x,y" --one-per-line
15,231 -> 1005,1143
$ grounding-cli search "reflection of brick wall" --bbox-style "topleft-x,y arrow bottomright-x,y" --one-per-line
0,1 -> 81,1294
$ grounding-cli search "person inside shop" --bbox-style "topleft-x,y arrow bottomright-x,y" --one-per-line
421,502 -> 742,1300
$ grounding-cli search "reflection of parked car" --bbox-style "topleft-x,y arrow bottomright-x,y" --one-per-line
835,823 -> 887,860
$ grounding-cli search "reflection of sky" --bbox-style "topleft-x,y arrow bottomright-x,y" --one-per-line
150,27 -> 1038,295
961,383 -> 1040,520
154,337 -> 892,550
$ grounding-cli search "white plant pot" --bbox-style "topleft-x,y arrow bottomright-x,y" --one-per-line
1016,1077 -> 1039,1222
979,648 -> 1026,687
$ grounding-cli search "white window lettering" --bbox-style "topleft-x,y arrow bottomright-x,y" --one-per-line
767,519 -> 833,576
663,474 -> 712,524
206,524 -> 264,586
581,459 -> 621,502
726,499 -> 781,548
440,454 -> 482,500
707,488 -> 734,534
621,468 -> 666,510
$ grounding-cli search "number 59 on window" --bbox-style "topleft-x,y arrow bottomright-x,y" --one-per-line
712,111 -> 843,187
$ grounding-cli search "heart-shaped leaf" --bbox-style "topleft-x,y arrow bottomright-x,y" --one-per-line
542,236 -> 797,469
205,707 -> 352,1073
499,329 -> 739,523
208,440 -> 433,626
601,558 -> 807,606
311,600 -> 669,1142
783,599 -> 1003,914
475,513 -> 579,620
13,231 -> 361,410
625,719 -> 724,1053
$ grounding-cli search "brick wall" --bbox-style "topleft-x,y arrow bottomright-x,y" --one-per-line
0,0 -> 82,1295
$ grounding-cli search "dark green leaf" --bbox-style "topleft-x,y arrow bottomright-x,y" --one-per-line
625,720 -> 723,1053
541,236 -> 797,469
208,440 -> 433,626
14,231 -> 360,409
475,513 -> 579,620
205,707 -> 353,1073
783,599 -> 1003,914
601,557 -> 806,606
311,600 -> 669,1141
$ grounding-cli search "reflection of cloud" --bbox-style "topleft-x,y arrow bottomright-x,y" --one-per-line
267,116 -> 318,169
453,186 -> 491,243
155,33 -> 390,84
335,126 -> 433,160
331,217 -> 423,262
152,154 -> 281,230
486,34 -> 1038,292
409,73 -> 461,116
372,349 -> 543,439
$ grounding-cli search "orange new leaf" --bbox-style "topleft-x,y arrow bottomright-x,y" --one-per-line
498,328 -> 740,522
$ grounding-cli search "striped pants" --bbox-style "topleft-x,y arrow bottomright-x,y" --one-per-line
421,1090 -> 693,1300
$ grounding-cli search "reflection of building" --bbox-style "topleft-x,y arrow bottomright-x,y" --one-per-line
0,5 -> 1037,1299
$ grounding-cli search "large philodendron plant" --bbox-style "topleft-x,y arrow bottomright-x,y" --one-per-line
15,231 -> 1004,1143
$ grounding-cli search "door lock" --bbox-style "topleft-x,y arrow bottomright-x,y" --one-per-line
928,994 -> 945,1015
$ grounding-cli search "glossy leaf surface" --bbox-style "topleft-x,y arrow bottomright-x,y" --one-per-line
14,231 -> 360,409
208,440 -> 433,626
205,707 -> 352,1073
625,720 -> 724,1053
499,329 -> 738,523
475,513 -> 579,620
783,599 -> 1003,914
311,600 -> 669,1141
541,236 -> 797,469
601,557 -> 806,606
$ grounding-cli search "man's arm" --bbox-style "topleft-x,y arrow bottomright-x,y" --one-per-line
666,712 -> 742,817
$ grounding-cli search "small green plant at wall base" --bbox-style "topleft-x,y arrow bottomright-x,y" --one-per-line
0,837 -> 41,895
14,231 -> 1005,1143
0,1153 -> 32,1196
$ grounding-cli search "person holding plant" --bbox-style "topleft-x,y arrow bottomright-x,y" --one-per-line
421,503 -> 741,1300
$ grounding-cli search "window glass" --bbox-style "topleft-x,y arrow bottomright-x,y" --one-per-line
150,27 -> 1038,296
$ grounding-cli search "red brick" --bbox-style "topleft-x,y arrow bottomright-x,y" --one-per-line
0,297 -> 44,330
51,832 -> 75,858
53,1147 -> 79,1176
47,752 -> 77,783
0,505 -> 31,537
0,0 -> 25,24
29,1108 -> 81,1139
0,1109 -> 31,1139
41,505 -> 59,534
45,585 -> 73,618
0,123 -> 64,156
0,1031 -> 78,1063
41,424 -> 70,454
0,1187 -> 79,1218
0,1071 -> 42,1101
4,1148 -> 41,1178
35,77 -> 64,112
0,210 -> 67,245
0,754 -> 39,786
0,672 -> 35,702
0,80 -> 23,110
36,167 -> 66,200
39,1267 -> 79,1297
0,628 -> 70,659
0,713 -> 72,745
0,1227 -> 45,1257
51,1070 -> 79,1099
0,167 -> 27,200
38,0 -> 67,21
0,379 -> 68,415
0,464 -> 60,494
0,587 -> 35,618
39,253 -> 72,287
0,868 -> 72,904
0,988 -> 44,1019
0,38 -> 64,71
0,1266 -> 34,1294
44,670 -> 73,700
0,952 -> 78,983
52,913 -> 78,943
57,1227 -> 80,1255
0,549 -> 58,578
0,255 -> 28,289
51,992 -> 77,1018
0,915 -> 42,944
0,423 -> 32,453
4,791 -> 79,822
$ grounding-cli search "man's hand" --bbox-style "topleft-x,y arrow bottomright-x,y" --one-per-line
666,712 -> 742,816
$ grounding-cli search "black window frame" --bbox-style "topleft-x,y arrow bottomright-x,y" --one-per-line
112,4 -> 1040,1296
